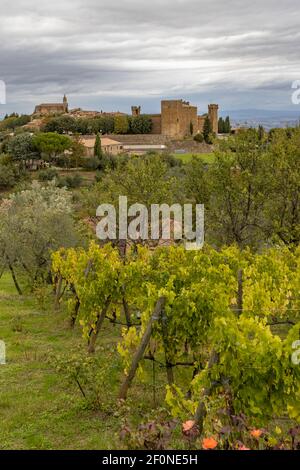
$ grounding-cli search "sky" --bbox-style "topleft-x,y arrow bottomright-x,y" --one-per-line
0,0 -> 300,117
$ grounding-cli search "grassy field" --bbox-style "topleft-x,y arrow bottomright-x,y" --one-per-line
173,153 -> 215,164
0,272 -> 180,450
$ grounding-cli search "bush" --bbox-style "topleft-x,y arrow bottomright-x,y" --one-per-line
0,164 -> 18,188
161,153 -> 182,168
54,155 -> 72,168
0,154 -> 24,188
58,173 -> 83,189
81,156 -> 101,170
52,350 -> 116,411
0,153 -> 12,166
206,133 -> 215,145
38,168 -> 59,182
194,133 -> 204,143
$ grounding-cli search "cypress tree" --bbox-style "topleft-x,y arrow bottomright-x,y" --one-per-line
94,133 -> 102,158
218,117 -> 224,133
203,116 -> 212,143
258,125 -> 265,141
225,116 -> 231,133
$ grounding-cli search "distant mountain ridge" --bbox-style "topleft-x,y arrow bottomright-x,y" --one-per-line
221,109 -> 300,129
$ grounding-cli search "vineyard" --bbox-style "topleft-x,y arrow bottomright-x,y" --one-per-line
51,241 -> 300,449
1,126 -> 299,451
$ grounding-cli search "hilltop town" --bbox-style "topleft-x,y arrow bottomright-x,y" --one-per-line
0,93 -> 230,190
33,95 -> 219,138
8,94 -> 220,157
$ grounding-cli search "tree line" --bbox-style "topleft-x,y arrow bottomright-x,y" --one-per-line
42,114 -> 153,135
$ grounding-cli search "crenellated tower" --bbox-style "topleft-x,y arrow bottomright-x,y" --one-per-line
208,104 -> 219,134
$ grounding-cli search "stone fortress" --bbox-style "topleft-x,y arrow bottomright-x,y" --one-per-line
132,100 -> 218,139
33,95 -> 218,140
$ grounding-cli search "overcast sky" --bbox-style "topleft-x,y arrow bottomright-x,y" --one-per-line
0,0 -> 299,116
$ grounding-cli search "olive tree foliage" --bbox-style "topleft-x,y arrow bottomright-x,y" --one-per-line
0,181 -> 79,293
263,128 -> 300,246
183,127 -> 300,249
207,129 -> 269,247
0,154 -> 24,189
7,133 -> 38,167
82,153 -> 182,218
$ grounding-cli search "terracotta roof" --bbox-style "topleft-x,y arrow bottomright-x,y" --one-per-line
81,137 -> 122,148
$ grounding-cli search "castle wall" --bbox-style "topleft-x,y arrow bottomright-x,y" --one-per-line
161,100 -> 198,139
106,134 -> 168,145
197,116 -> 206,133
181,103 -> 198,137
149,114 -> 162,134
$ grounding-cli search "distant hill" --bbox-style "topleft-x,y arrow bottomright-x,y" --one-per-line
221,109 -> 300,130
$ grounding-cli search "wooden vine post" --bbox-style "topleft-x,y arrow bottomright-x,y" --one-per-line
54,274 -> 62,310
193,349 -> 219,434
122,291 -> 131,329
161,310 -> 174,386
88,297 -> 111,354
118,296 -> 166,400
69,288 -> 80,328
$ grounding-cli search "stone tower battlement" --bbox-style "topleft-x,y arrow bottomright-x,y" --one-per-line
131,106 -> 141,116
208,104 -> 219,134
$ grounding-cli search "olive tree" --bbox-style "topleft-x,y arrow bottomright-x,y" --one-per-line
0,181 -> 79,293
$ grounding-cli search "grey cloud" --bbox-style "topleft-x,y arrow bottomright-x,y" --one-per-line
0,0 -> 299,115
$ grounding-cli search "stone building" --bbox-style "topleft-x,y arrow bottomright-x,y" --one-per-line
80,136 -> 123,156
132,99 -> 219,139
34,95 -> 68,116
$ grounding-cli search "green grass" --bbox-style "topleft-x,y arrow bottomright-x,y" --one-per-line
173,153 -> 215,164
0,272 -> 183,450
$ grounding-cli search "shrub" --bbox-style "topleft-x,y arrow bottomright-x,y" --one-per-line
81,156 -> 101,170
58,173 -> 83,189
38,168 -> 59,182
0,164 -> 17,188
0,153 -> 12,166
194,133 -> 204,143
51,350 -> 116,411
161,153 -> 182,168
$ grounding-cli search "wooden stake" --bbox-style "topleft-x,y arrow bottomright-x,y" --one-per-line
54,274 -> 63,310
193,349 -> 219,434
161,311 -> 174,386
118,296 -> 166,400
88,296 -> 111,353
